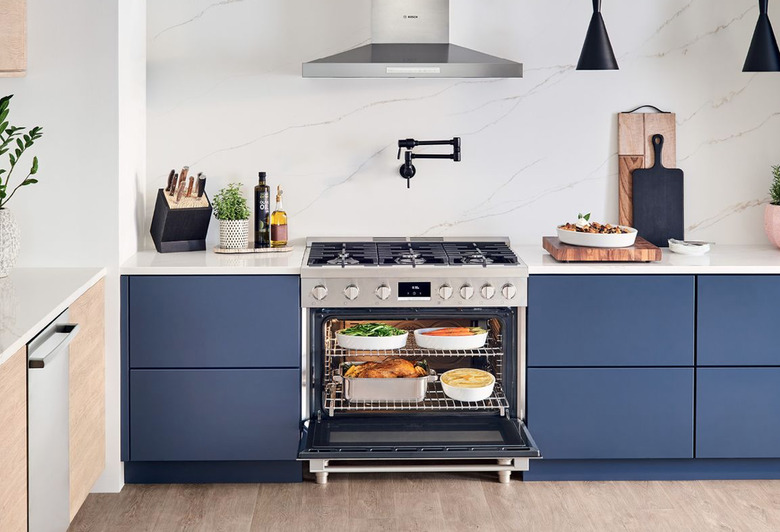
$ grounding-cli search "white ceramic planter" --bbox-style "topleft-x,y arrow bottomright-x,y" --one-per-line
219,219 -> 249,249
765,204 -> 780,249
0,208 -> 20,278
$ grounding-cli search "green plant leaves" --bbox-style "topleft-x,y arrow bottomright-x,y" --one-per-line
212,183 -> 250,221
0,94 -> 44,209
30,156 -> 38,175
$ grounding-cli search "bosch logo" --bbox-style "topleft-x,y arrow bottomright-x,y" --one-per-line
403,15 -> 419,19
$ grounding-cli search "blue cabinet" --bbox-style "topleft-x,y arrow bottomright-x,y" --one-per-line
697,368 -> 780,458
128,275 -> 300,369
528,275 -> 695,367
121,275 -> 302,482
527,368 -> 694,459
130,369 -> 300,461
697,276 -> 780,366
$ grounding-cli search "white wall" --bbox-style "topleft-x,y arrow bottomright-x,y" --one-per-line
147,0 -> 780,247
1,0 -> 145,493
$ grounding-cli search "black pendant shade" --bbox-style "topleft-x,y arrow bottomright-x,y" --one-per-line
577,0 -> 618,70
744,0 -> 780,71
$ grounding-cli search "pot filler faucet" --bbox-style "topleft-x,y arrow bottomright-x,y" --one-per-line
397,137 -> 461,188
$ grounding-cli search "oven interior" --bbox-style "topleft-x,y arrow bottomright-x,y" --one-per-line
300,308 -> 538,460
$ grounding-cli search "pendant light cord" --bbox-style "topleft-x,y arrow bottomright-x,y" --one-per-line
624,104 -> 670,114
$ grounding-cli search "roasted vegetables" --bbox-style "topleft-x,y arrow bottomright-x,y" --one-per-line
339,323 -> 407,337
420,327 -> 487,337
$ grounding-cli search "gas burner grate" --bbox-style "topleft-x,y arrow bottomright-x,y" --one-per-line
308,242 -> 379,267
377,242 -> 448,267
443,242 -> 519,267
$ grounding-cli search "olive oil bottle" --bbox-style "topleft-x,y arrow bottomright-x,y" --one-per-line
254,172 -> 270,248
270,185 -> 288,247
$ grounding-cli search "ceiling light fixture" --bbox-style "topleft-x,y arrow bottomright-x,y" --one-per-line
577,0 -> 618,70
744,0 -> 780,71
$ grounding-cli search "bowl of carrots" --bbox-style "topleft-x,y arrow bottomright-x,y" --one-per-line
414,327 -> 489,350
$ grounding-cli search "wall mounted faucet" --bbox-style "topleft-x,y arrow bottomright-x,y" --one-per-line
397,137 -> 461,188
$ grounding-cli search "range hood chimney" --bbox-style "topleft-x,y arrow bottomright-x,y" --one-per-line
302,0 -> 523,78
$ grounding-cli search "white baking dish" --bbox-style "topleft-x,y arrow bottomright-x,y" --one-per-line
440,368 -> 495,402
557,226 -> 638,248
414,328 -> 488,350
336,331 -> 408,350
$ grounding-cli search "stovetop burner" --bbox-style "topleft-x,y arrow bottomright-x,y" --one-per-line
307,239 -> 519,268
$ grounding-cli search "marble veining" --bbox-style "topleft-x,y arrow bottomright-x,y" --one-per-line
146,0 -> 780,247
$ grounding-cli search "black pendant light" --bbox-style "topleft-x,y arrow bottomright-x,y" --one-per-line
577,0 -> 619,70
744,0 -> 780,71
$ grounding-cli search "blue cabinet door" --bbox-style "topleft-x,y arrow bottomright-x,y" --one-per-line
528,275 -> 694,367
698,276 -> 780,366
527,368 -> 694,459
128,275 -> 300,368
697,368 -> 780,458
130,369 -> 300,461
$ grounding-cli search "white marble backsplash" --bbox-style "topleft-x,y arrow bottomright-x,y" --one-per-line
146,0 -> 780,247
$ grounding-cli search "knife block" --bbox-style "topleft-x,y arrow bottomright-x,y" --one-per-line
150,189 -> 212,253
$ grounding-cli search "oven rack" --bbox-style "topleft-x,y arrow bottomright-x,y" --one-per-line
325,344 -> 505,359
323,380 -> 510,417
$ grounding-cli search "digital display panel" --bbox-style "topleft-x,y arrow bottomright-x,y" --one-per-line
398,282 -> 431,300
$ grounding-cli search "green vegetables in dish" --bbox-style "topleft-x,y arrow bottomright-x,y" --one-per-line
339,323 -> 407,337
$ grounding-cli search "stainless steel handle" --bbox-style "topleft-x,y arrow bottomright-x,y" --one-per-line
28,324 -> 80,369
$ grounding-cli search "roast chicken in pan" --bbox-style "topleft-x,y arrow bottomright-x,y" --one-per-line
343,358 -> 426,379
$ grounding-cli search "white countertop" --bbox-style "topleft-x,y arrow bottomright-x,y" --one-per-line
0,268 -> 106,366
120,242 -> 780,276
121,239 -> 306,275
516,244 -> 780,274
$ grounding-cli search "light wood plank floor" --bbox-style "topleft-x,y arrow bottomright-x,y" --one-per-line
68,473 -> 780,532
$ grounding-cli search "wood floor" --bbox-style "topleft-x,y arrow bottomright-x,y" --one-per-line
68,473 -> 780,532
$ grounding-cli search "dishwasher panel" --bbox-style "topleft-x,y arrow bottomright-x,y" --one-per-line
28,310 -> 79,532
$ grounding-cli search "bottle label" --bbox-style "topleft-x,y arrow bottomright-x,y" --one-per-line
271,224 -> 288,243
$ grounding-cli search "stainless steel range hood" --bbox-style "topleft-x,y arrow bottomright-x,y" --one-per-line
302,0 -> 523,79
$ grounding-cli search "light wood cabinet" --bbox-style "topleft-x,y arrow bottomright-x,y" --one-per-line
68,279 -> 105,521
0,0 -> 26,77
0,346 -> 27,532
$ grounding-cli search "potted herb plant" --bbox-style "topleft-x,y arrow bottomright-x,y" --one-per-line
212,183 -> 250,249
0,95 -> 43,277
766,165 -> 780,249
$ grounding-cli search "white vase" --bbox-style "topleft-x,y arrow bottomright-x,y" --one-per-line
0,208 -> 21,278
219,219 -> 249,249
765,204 -> 780,249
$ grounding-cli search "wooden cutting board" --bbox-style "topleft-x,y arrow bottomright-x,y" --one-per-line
617,110 -> 677,227
542,236 -> 662,262
631,134 -> 684,247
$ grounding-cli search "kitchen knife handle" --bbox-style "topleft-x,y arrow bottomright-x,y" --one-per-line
186,176 -> 194,197
169,173 -> 178,196
651,134 -> 664,168
166,169 -> 175,192
197,176 -> 206,198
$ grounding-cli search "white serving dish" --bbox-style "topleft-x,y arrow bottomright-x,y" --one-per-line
440,369 -> 496,402
668,239 -> 711,256
557,226 -> 638,248
414,328 -> 488,350
335,331 -> 408,350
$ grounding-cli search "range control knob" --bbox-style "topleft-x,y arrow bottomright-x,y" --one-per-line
481,284 -> 496,299
502,283 -> 518,300
344,285 -> 360,300
376,284 -> 391,300
438,284 -> 453,300
311,285 -> 328,301
460,284 -> 474,300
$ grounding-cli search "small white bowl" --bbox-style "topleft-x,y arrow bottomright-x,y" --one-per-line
557,226 -> 638,248
414,328 -> 488,350
668,239 -> 711,256
336,331 -> 408,351
440,369 -> 496,402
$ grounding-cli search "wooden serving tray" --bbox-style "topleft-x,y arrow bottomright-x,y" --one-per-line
542,236 -> 661,262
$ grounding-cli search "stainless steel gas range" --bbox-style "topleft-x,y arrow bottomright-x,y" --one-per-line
298,237 -> 540,484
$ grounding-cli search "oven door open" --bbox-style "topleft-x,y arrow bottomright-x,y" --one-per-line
299,414 -> 539,460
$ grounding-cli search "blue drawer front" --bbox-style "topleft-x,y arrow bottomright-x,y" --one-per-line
130,369 -> 300,461
697,276 -> 780,366
697,368 -> 780,458
527,368 -> 694,459
128,275 -> 300,368
528,275 -> 694,367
